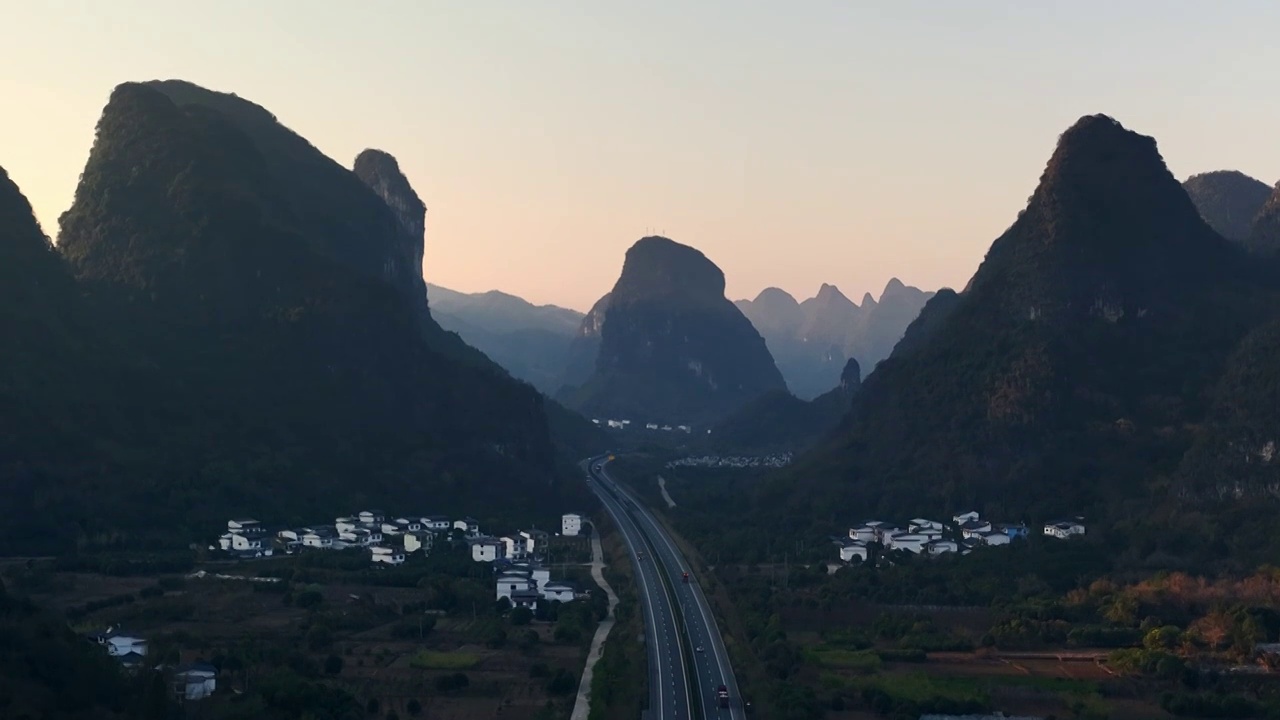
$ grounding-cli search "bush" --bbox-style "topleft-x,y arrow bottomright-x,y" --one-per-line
406,699 -> 421,716
139,585 -> 165,599
306,625 -> 334,651
877,648 -> 927,662
511,607 -> 533,626
434,673 -> 470,693
324,655 -> 344,675
296,590 -> 323,609
546,668 -> 577,695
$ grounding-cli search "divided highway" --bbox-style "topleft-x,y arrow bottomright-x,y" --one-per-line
585,455 -> 746,719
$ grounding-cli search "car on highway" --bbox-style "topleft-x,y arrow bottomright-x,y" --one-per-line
695,645 -> 704,653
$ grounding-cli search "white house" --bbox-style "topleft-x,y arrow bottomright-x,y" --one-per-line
496,573 -> 534,601
470,537 -> 505,562
335,517 -> 358,533
562,513 -> 583,537
888,534 -> 931,554
227,519 -> 261,533
91,628 -> 148,658
303,528 -> 336,549
952,511 -> 981,525
499,536 -> 520,558
358,510 -> 385,525
340,528 -> 382,546
959,520 -> 994,538
874,524 -> 905,544
452,517 -> 480,535
839,542 -> 869,563
371,546 -> 406,565
1044,520 -> 1086,539
925,539 -> 958,555
848,525 -> 879,543
404,531 -> 433,554
394,517 -> 424,532
422,515 -> 452,532
277,528 -> 312,542
510,589 -> 540,610
519,529 -> 548,555
909,518 -> 944,533
541,581 -> 577,602
978,531 -> 1011,546
230,533 -> 263,552
172,663 -> 217,701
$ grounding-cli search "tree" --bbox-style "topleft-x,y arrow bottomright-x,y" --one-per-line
324,654 -> 344,675
406,698 -> 422,716
511,607 -> 533,626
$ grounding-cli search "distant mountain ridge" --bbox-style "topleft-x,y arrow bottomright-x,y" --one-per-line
735,279 -> 934,399
426,282 -> 584,394
559,236 -> 786,423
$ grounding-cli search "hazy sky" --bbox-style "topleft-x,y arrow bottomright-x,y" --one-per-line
4,2 -> 1280,311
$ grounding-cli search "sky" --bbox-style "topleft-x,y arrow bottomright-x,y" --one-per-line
3,1 -> 1280,312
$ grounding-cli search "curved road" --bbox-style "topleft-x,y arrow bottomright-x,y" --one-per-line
585,456 -> 746,719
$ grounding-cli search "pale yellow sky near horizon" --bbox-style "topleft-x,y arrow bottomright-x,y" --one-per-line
3,1 -> 1279,312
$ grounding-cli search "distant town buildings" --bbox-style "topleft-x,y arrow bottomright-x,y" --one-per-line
212,510 -> 486,565
837,510 -> 1069,564
666,453 -> 792,469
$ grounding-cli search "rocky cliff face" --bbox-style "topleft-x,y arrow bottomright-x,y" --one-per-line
353,149 -> 427,304
560,236 -> 785,423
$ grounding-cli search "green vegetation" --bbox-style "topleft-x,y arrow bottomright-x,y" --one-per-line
408,651 -> 479,670
0,579 -> 175,719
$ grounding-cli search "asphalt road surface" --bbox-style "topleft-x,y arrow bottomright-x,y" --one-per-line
585,456 -> 746,719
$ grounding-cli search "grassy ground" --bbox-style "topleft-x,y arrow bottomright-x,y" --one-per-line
3,547 -> 603,720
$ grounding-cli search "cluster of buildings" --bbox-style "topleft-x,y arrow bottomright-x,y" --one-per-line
214,510 -> 484,565
470,514 -> 588,611
838,510 -> 1086,563
665,452 -> 793,469
591,418 -> 694,433
467,513 -> 585,564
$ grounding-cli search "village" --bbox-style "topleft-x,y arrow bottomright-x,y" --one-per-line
837,510 -> 1087,563
212,510 -> 591,612
55,508 -> 607,705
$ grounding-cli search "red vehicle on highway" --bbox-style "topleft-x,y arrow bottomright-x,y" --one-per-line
682,571 -> 689,583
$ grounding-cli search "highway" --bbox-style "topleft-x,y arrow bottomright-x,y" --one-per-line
585,455 -> 746,719
583,457 -> 691,719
